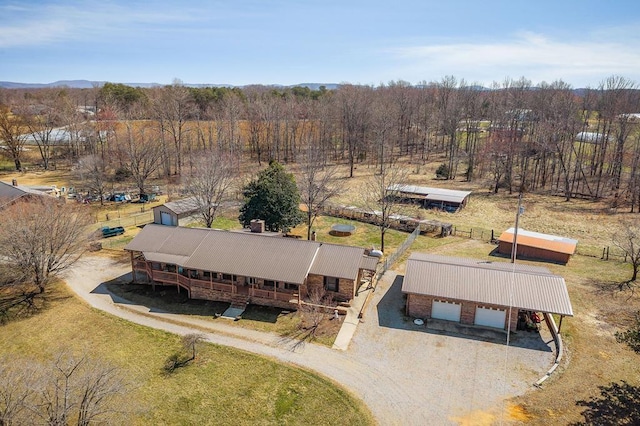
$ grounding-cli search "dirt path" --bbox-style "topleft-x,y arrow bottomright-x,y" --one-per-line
65,255 -> 555,425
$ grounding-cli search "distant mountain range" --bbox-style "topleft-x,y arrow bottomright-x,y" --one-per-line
0,80 -> 340,90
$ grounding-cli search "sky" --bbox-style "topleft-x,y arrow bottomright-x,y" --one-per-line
1,0 -> 640,88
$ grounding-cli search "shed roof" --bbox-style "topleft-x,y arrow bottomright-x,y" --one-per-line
387,184 -> 471,204
157,197 -> 200,216
359,255 -> 379,271
125,224 -> 365,284
402,253 -> 573,316
498,228 -> 578,255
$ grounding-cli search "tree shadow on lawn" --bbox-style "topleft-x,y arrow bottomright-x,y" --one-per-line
0,282 -> 72,324
377,275 -> 552,351
588,277 -> 637,301
571,381 -> 640,426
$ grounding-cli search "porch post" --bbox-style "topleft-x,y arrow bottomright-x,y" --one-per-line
130,251 -> 136,284
274,282 -> 277,300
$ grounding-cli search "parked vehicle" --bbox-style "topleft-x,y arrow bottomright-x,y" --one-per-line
101,226 -> 125,238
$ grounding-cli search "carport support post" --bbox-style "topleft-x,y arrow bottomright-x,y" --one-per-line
558,315 -> 564,333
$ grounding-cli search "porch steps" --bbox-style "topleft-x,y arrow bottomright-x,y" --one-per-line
230,294 -> 250,310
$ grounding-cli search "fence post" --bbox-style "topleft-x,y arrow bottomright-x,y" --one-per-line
606,246 -> 610,261
602,247 -> 606,260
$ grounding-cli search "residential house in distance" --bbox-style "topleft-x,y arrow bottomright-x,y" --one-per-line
402,253 -> 573,331
125,224 -> 378,310
0,180 -> 58,209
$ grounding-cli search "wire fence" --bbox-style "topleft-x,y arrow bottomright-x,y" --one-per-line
451,226 -> 497,242
94,211 -> 154,229
377,226 -> 421,280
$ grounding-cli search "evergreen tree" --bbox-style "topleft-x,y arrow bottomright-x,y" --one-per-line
239,161 -> 304,232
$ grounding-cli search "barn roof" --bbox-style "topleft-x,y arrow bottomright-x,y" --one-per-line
498,228 -> 578,255
125,224 -> 365,284
402,253 -> 573,316
387,184 -> 471,204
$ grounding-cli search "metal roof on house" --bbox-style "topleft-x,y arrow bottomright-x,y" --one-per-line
125,224 -> 365,285
402,253 -> 573,316
309,244 -> 365,281
158,197 -> 201,216
498,228 -> 578,255
387,184 -> 472,204
0,181 -> 56,208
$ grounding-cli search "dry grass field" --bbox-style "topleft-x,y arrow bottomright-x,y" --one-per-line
2,156 -> 640,424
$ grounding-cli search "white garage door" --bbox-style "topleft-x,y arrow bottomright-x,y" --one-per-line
160,211 -> 173,226
474,307 -> 506,329
431,300 -> 461,322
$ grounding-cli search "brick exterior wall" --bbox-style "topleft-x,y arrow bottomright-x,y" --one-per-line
190,287 -> 233,303
305,274 -> 356,302
407,294 -> 519,331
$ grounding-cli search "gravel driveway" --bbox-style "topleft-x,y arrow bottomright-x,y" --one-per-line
349,271 -> 555,424
65,256 -> 555,425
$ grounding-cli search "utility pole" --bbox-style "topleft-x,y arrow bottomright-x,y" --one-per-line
511,193 -> 523,263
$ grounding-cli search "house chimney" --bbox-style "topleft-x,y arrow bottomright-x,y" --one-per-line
11,179 -> 17,186
311,231 -> 316,241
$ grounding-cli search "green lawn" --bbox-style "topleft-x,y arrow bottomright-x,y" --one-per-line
0,283 -> 374,425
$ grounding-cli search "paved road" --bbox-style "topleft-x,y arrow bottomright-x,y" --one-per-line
65,256 -> 555,425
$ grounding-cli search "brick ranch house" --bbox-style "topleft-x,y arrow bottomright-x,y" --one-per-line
402,253 -> 573,331
125,224 -> 379,310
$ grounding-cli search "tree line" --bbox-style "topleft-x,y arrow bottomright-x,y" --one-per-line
1,76 -> 640,208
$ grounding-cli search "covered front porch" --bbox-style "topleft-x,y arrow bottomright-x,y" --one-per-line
130,253 -> 301,306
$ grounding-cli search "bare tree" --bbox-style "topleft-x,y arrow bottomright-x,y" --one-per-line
0,358 -> 38,425
184,149 -> 236,228
36,352 -> 126,426
298,146 -> 343,239
301,286 -> 332,338
361,162 -> 410,252
0,200 -> 91,294
0,353 -> 126,426
613,220 -> 640,283
181,333 -> 205,361
0,105 -> 27,170
75,154 -> 109,205
122,121 -> 163,197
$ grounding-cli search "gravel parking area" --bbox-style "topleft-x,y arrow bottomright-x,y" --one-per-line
349,271 -> 555,424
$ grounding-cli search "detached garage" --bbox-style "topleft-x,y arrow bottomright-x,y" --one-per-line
153,197 -> 200,227
402,253 -> 573,331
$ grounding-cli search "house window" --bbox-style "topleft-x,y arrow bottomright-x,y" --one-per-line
222,273 -> 233,281
324,277 -> 339,292
284,283 -> 297,291
247,277 -> 256,285
264,280 -> 275,288
203,271 -> 211,279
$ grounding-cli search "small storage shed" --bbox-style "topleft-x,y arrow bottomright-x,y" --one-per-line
402,253 -> 573,330
387,184 -> 472,212
153,197 -> 200,226
497,228 -> 578,264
